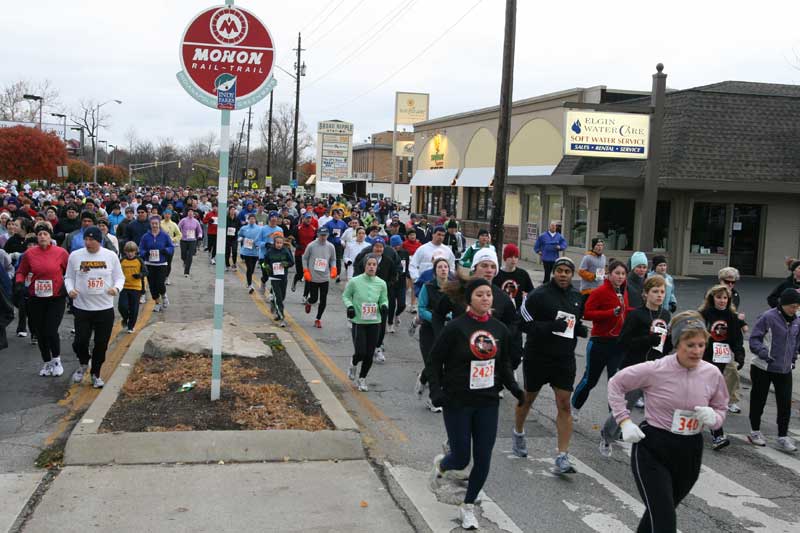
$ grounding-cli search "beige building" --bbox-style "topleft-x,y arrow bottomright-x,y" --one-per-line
410,82 -> 800,278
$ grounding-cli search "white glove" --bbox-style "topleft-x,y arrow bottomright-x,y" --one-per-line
620,419 -> 645,443
693,406 -> 717,427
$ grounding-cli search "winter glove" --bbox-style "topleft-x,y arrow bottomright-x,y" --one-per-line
330,266 -> 338,279
576,323 -> 589,338
380,305 -> 388,318
552,317 -> 569,333
345,260 -> 352,268
429,386 -> 447,408
508,383 -> 525,407
620,419 -> 645,443
132,273 -> 142,279
613,306 -> 623,317
734,350 -> 745,370
346,307 -> 356,319
303,269 -> 312,282
669,301 -> 677,313
281,261 -> 290,268
648,333 -> 662,347
693,406 -> 717,427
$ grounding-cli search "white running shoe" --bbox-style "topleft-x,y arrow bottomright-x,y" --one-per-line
50,358 -> 64,377
184,273 -> 189,278
374,346 -> 386,364
387,324 -> 396,334
127,328 -> 135,334
511,429 -> 528,458
248,285 -> 255,294
459,503 -> 479,530
39,362 -> 53,377
163,294 -> 170,308
728,403 -> 742,414
748,431 -> 767,447
777,436 -> 797,453
598,434 -> 612,458
571,408 -> 580,422
635,397 -> 645,409
357,378 -> 368,392
165,278 -> 171,286
72,365 -> 87,383
429,454 -> 444,491
210,258 -> 216,265
279,320 -> 287,328
347,364 -> 358,381
414,373 -> 425,396
92,375 -> 105,389
153,303 -> 162,313
17,331 -> 28,338
140,294 -> 146,304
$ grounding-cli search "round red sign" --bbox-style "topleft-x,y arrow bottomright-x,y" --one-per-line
178,4 -> 275,110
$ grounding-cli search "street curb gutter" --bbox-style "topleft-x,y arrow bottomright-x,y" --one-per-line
64,323 -> 362,465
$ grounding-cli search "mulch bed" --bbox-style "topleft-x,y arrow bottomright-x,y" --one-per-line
99,333 -> 332,433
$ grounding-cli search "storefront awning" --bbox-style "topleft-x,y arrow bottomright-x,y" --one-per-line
305,174 -> 316,185
410,168 -> 457,187
315,180 -> 343,195
456,167 -> 494,187
508,165 -> 557,177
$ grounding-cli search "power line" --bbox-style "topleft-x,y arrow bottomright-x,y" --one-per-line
314,0 -> 485,114
275,1 -> 344,67
305,0 -> 369,49
303,0 -> 418,90
303,0 -> 347,38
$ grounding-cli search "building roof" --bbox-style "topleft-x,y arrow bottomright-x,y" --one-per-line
553,81 -> 800,185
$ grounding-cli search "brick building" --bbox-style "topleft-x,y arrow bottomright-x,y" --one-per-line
350,131 -> 414,202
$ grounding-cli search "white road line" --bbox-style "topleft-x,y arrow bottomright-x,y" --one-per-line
563,500 -> 634,533
789,428 -> 800,438
730,434 -> 800,476
386,462 -> 523,533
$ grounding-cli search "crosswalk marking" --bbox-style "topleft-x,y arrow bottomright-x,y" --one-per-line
562,500 -> 634,533
730,434 -> 800,476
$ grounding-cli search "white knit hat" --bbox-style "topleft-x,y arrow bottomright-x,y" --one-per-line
471,248 -> 499,270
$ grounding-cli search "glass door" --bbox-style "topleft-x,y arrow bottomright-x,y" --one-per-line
730,204 -> 761,275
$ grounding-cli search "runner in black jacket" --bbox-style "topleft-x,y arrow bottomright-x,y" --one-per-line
513,257 -> 588,474
766,259 -> 800,308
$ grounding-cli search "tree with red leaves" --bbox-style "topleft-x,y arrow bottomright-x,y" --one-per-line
0,126 -> 67,181
67,159 -> 92,183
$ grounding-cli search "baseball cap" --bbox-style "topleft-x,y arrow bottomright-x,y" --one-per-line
317,227 -> 329,236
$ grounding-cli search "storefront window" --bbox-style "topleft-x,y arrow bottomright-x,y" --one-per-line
547,194 -> 563,232
526,193 -> 541,241
466,188 -> 491,220
569,195 -> 587,248
598,198 -> 635,250
654,200 -> 670,251
690,202 -> 727,254
421,186 -> 457,217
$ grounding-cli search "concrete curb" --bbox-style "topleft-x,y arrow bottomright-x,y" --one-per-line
64,323 -> 363,465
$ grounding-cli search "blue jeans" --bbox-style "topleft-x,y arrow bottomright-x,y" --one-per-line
441,403 -> 499,503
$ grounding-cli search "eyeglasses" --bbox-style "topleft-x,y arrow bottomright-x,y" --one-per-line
722,279 -> 736,285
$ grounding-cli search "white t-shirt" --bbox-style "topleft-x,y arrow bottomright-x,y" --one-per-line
64,247 -> 125,311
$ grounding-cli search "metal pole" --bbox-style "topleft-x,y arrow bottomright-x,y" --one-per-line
489,0 -> 517,251
39,99 -> 43,131
638,63 -> 667,252
391,93 -> 398,201
267,91 -> 273,178
244,106 -> 252,174
291,32 -> 302,192
211,109 -> 231,401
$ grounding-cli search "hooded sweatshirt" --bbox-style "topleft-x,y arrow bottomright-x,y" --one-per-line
578,251 -> 606,294
342,273 -> 388,324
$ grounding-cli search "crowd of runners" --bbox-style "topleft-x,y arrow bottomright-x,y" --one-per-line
1,180 -> 799,531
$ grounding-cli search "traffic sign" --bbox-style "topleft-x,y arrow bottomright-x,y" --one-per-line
177,4 -> 277,110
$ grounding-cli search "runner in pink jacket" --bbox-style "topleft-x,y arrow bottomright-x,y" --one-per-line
607,311 -> 728,533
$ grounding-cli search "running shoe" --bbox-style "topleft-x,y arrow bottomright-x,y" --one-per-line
184,274 -> 189,278
357,378 -> 368,392
414,373 -> 425,396
571,408 -> 580,423
394,317 -> 401,327
120,318 -> 128,328
279,321 -> 287,328
408,319 -> 418,337
153,303 -> 162,313
728,403 -> 742,414
335,278 -> 341,284
72,365 -> 87,383
210,258 -> 216,265
748,431 -> 767,447
712,435 -> 730,451
459,504 -> 479,530
31,335 -> 37,345
248,285 -> 255,294
92,375 -> 105,389
165,278 -> 171,286
776,436 -> 797,453
163,294 -> 170,308
387,324 -> 395,334
347,364 -> 357,381
598,433 -> 612,458
554,453 -> 577,474
429,454 -> 444,491
127,328 -> 135,334
425,398 -> 443,413
140,294 -> 147,304
291,280 -> 297,292
39,362 -> 53,377
635,397 -> 645,409
314,319 -> 322,328
511,429 -> 528,458
305,303 -> 311,314
374,346 -> 386,364
17,331 -> 28,338
50,358 -> 64,377
410,307 -> 417,314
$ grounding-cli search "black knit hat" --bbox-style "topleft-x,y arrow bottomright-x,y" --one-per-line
652,255 -> 668,268
465,277 -> 492,303
779,288 -> 800,306
790,260 -> 800,273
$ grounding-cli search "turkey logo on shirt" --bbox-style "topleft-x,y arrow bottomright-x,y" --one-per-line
469,330 -> 498,360
709,320 -> 728,342
501,279 -> 519,300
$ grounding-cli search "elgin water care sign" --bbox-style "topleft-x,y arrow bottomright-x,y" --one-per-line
564,110 -> 649,160
177,4 -> 276,110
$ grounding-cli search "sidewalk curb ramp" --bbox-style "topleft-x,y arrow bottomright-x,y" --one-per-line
63,323 -> 362,465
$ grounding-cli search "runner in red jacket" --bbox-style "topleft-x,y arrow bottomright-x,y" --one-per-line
292,213 -> 319,292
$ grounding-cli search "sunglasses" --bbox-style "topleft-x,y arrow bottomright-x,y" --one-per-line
722,279 -> 736,285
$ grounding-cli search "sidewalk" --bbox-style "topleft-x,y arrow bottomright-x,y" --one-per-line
11,253 -> 413,533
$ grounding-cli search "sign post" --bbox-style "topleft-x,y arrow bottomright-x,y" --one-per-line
177,0 -> 276,400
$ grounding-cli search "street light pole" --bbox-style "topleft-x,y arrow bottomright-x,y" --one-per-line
108,144 -> 116,166
267,90 -> 273,179
92,99 -> 122,184
23,94 -> 43,129
51,113 -> 67,140
291,32 -> 306,193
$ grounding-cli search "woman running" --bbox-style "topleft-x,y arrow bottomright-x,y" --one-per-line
608,311 -> 728,533
14,224 -> 69,376
343,227 -> 370,280
415,256 -> 451,412
343,254 -> 388,392
238,212 -> 261,293
698,284 -> 744,450
261,233 -> 293,326
139,216 -> 173,312
572,260 -> 631,418
427,278 -> 523,531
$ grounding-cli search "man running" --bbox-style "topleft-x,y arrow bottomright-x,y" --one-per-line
301,227 -> 337,328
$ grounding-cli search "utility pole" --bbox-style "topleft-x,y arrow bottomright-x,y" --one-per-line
244,106 -> 252,175
638,63 -> 667,252
291,32 -> 305,193
231,120 -> 246,191
267,91 -> 273,178
490,0 -> 517,251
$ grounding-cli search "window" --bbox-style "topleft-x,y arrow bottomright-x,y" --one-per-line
691,202 -> 727,254
407,158 -> 413,179
654,200 -> 670,251
466,188 -> 492,220
569,195 -> 587,248
526,193 -> 541,241
422,186 -> 457,217
398,158 -> 404,181
598,198 -> 635,250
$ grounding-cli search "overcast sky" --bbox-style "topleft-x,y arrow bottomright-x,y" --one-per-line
5,0 -> 799,151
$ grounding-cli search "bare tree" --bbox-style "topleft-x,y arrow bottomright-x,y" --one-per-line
0,79 -> 60,122
70,99 -> 112,161
257,103 -> 313,186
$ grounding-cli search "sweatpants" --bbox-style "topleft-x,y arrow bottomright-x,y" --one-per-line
225,238 -> 238,267
118,288 -> 141,330
206,233 -> 217,255
724,362 -> 741,404
15,294 -> 28,334
243,256 -> 258,286
441,403 -> 499,504
147,264 -> 168,300
293,254 -> 304,288
387,282 -> 407,324
709,362 -> 728,439
165,251 -> 174,280
572,337 -> 623,410
307,282 -> 329,320
418,321 -> 435,385
270,278 -> 287,319
631,423 -> 703,533
180,240 -> 197,275
542,260 -> 554,284
352,322 -> 381,379
26,296 -> 66,362
72,307 -> 115,377
749,364 -> 793,437
334,243 -> 343,277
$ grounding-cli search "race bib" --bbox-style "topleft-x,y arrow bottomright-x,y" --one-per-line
361,302 -> 378,321
552,311 -> 576,339
86,277 -> 105,295
148,249 -> 160,262
227,227 -> 236,236
243,238 -> 254,250
401,259 -> 407,272
272,262 -> 285,276
332,229 -> 341,237
652,325 -> 668,353
186,229 -> 196,240
470,359 -> 495,390
212,217 -> 218,225
595,268 -> 605,281
313,258 -> 328,272
34,279 -> 53,297
712,342 -> 732,364
671,409 -> 702,435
